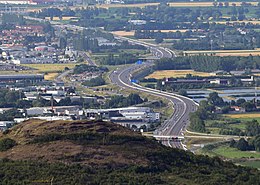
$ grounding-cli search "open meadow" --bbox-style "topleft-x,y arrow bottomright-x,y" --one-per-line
21,63 -> 78,73
238,160 -> 260,169
44,72 -> 59,81
212,146 -> 260,159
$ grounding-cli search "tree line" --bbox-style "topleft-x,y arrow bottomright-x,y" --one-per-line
104,93 -> 145,108
99,53 -> 138,65
154,55 -> 260,72
73,64 -> 108,74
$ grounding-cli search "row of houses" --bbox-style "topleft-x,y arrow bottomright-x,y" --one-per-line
0,25 -> 44,47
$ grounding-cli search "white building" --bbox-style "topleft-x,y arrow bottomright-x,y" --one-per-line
26,107 -> 47,116
128,20 -> 147,25
0,0 -> 31,4
85,106 -> 160,123
0,121 -> 14,130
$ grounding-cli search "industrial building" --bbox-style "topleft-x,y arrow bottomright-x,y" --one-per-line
85,107 -> 160,128
0,74 -> 44,83
0,0 -> 53,4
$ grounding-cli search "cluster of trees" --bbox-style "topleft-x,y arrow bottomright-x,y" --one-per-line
0,24 -> 14,32
57,97 -> 98,108
99,53 -> 138,65
189,92 -> 231,132
189,98 -> 216,133
2,14 -> 24,25
0,109 -> 23,121
173,28 -> 260,51
245,119 -> 260,136
141,24 -> 260,52
104,93 -> 145,108
211,118 -> 260,137
82,76 -> 106,87
189,92 -> 260,136
230,98 -> 257,112
230,136 -> 260,152
31,95 -> 99,108
219,127 -> 243,136
30,5 -> 260,33
73,64 -> 108,74
73,35 -> 99,52
154,55 -> 260,72
28,5 -> 260,54
35,8 -> 62,19
215,98 -> 258,114
0,89 -> 24,108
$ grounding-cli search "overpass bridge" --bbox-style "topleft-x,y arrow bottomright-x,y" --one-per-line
153,135 -> 185,141
144,133 -> 251,141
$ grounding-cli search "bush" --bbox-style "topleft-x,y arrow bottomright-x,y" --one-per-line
0,138 -> 16,151
82,76 -> 105,87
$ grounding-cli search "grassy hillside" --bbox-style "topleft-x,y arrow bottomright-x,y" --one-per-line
0,119 -> 259,184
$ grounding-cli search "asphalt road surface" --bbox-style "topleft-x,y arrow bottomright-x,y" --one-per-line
24,16 -> 198,149
109,40 -> 198,149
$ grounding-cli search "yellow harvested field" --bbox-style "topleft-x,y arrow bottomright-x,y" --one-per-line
45,16 -> 78,21
184,49 -> 260,56
225,113 -> 260,119
146,70 -> 214,79
44,72 -> 59,81
111,31 -> 135,36
96,2 -> 257,8
21,63 -> 78,73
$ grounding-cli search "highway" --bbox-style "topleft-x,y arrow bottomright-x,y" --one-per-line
24,16 -> 199,149
109,39 -> 198,149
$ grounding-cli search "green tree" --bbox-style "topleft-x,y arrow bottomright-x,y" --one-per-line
245,120 -> 260,136
178,89 -> 187,96
0,138 -> 16,151
208,92 -> 225,106
235,138 -> 249,151
189,113 -> 206,132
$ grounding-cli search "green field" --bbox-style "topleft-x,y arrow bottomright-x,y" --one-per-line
212,146 -> 260,159
238,160 -> 260,169
204,115 -> 260,134
229,122 -> 247,130
234,117 -> 260,122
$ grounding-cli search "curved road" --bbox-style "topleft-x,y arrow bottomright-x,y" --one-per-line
24,16 -> 198,149
109,41 -> 198,149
